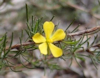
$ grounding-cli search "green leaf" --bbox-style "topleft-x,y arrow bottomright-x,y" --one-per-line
49,64 -> 63,70
32,60 -> 39,65
0,37 -> 3,41
65,19 -> 75,31
63,41 -> 78,45
50,16 -> 55,21
76,56 -> 85,61
3,33 -> 13,58
26,4 -> 29,22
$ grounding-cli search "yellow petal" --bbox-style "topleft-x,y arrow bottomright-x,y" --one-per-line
43,21 -> 54,39
51,29 -> 66,42
49,43 -> 63,57
32,33 -> 46,43
39,42 -> 47,55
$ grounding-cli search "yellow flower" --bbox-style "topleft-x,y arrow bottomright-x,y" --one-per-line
32,21 -> 66,57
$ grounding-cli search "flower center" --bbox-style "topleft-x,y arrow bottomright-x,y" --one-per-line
46,38 -> 53,43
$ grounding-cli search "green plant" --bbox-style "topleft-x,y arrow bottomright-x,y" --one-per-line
0,4 -> 100,73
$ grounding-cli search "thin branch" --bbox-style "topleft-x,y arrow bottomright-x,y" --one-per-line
0,7 -> 24,15
66,2 -> 100,19
29,0 -> 61,10
68,26 -> 100,36
6,42 -> 35,50
76,48 -> 94,55
92,43 -> 100,48
76,43 -> 100,55
66,2 -> 89,12
5,26 -> 100,50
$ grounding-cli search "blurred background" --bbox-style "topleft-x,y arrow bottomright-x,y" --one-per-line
0,0 -> 100,78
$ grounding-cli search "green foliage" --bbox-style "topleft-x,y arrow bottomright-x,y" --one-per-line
0,4 -> 100,73
49,64 -> 63,70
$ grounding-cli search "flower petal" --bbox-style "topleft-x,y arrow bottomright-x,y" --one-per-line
49,43 -> 63,57
43,21 -> 54,39
32,33 -> 46,43
39,42 -> 47,55
51,29 -> 66,42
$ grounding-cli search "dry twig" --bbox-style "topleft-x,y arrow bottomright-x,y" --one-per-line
6,42 -> 35,50
66,2 -> 100,20
5,26 -> 100,50
68,26 -> 100,36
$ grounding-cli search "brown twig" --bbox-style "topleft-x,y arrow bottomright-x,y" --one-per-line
92,43 -> 100,48
75,43 -> 100,55
29,0 -> 61,10
68,26 -> 100,36
6,42 -> 35,50
66,2 -> 100,20
76,48 -> 94,55
5,26 -> 100,50
66,2 -> 89,12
